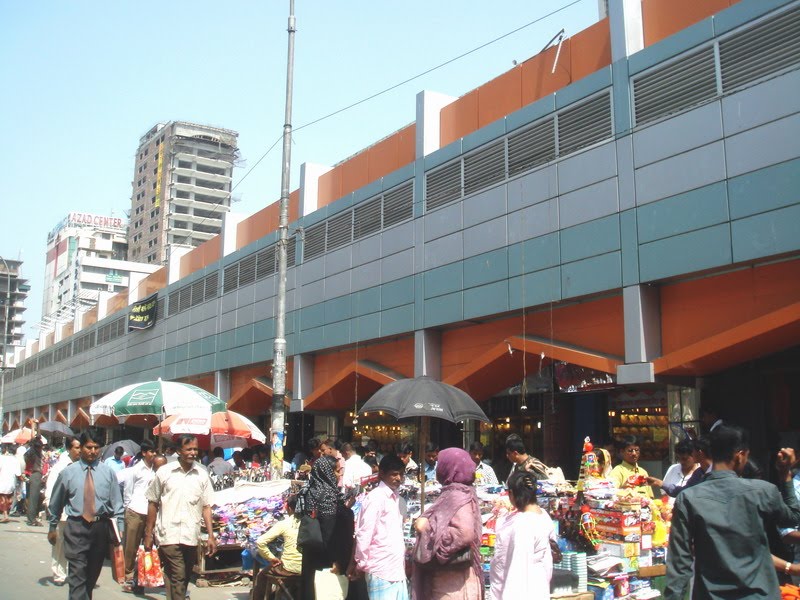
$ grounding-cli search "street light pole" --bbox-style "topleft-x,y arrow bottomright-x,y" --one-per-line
271,0 -> 296,476
0,256 -> 11,433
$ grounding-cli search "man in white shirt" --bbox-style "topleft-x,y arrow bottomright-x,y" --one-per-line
117,440 -> 157,591
341,443 -> 371,490
208,447 -> 233,478
145,434 -> 216,600
43,436 -> 81,585
469,441 -> 499,486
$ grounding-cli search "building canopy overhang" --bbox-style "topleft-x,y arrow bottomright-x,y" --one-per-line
303,360 -> 405,412
444,335 -> 622,402
654,302 -> 800,376
228,376 -> 291,416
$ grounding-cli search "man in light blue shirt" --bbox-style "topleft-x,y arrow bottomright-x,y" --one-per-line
48,428 -> 124,600
104,445 -> 126,473
424,442 -> 439,482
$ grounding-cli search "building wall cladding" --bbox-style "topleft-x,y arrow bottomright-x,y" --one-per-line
4,0 -> 800,414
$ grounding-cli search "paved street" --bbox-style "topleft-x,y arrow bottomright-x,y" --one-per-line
0,518 -> 251,600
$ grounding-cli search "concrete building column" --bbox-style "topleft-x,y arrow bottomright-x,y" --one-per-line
214,369 -> 231,405
221,212 -> 247,258
414,330 -> 442,379
67,399 -> 77,428
292,354 -> 314,413
299,163 -> 333,218
96,291 -> 114,320
608,0 -> 644,62
415,91 -> 457,159
127,272 -> 148,304
618,284 -> 661,384
167,247 -> 192,285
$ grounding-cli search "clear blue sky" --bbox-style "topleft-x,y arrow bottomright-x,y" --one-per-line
0,0 -> 598,341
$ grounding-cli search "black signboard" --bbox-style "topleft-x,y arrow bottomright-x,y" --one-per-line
128,293 -> 158,331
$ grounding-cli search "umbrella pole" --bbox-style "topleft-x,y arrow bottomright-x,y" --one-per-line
158,409 -> 164,454
419,416 -> 430,514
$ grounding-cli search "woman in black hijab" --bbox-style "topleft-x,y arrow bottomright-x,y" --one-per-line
301,455 -> 354,600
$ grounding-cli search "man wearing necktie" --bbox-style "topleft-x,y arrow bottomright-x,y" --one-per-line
47,428 -> 125,600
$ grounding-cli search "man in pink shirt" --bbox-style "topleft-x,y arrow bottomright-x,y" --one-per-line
348,454 -> 409,599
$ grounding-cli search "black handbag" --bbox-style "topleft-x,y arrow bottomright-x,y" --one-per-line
413,539 -> 472,570
296,487 -> 324,553
297,512 -> 323,553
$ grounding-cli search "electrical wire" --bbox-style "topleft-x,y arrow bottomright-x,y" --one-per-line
161,0 -> 589,267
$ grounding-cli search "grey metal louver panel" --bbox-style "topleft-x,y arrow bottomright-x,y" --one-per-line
238,254 -> 257,287
287,236 -> 297,266
156,297 -> 165,320
114,316 -> 126,338
256,247 -> 276,279
178,286 -> 192,312
326,211 -> 353,251
383,182 -> 413,228
190,280 -> 205,307
720,6 -> 800,92
558,92 -> 613,156
354,196 -> 382,239
204,273 -> 218,301
633,47 -> 717,126
303,223 -> 326,261
464,141 -> 505,196
168,290 -> 180,316
508,118 -> 556,176
223,263 -> 239,293
425,162 -> 461,211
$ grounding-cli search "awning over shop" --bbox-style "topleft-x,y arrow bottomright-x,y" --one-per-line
71,407 -> 91,429
54,410 -> 68,424
228,376 -> 290,416
444,334 -> 622,402
654,302 -> 800,376
303,360 -> 403,412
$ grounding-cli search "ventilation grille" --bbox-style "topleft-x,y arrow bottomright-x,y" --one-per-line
383,182 -> 413,228
37,352 -> 53,369
508,119 -> 556,176
256,247 -> 276,279
156,297 -> 166,320
53,343 -> 73,364
354,197 -> 382,240
204,273 -> 218,301
238,253 -> 257,287
74,331 -> 96,354
326,211 -> 353,251
190,280 -> 205,308
425,162 -> 461,211
97,316 -> 126,345
303,223 -> 326,261
168,290 -> 180,317
464,141 -> 505,196
223,263 -> 239,293
558,92 -> 613,156
719,6 -> 800,91
633,47 -> 717,125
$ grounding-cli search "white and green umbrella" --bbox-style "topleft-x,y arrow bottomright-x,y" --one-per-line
90,379 -> 227,426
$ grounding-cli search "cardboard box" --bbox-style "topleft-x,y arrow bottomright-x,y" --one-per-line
637,565 -> 667,577
598,541 -> 640,558
550,593 -> 595,600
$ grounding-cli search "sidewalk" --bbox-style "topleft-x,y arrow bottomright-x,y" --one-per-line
0,517 -> 251,600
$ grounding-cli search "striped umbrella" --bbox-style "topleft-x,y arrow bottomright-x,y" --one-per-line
153,410 -> 266,449
90,379 -> 226,426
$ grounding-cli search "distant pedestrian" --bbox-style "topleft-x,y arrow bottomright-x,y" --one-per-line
349,454 -> 409,600
208,447 -> 233,477
104,446 -> 126,473
665,425 -> 800,599
342,443 -> 371,491
396,442 -> 418,476
0,444 -> 22,522
424,443 -> 439,483
505,434 -> 549,481
44,436 -> 81,585
490,471 -> 555,598
609,435 -> 653,498
117,439 -> 157,592
468,441 -> 498,486
412,448 -> 482,600
47,428 -> 125,600
144,434 -> 216,600
24,436 -> 45,525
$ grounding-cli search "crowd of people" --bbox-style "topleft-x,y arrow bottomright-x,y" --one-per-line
2,418 -> 800,600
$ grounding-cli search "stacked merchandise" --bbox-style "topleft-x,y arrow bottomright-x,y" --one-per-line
208,494 -> 288,546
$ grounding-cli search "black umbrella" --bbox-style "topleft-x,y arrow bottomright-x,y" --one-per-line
358,376 -> 489,423
359,377 -> 488,512
101,439 -> 141,460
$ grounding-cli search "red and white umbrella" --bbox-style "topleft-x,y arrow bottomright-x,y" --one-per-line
153,410 -> 266,449
0,428 -> 47,445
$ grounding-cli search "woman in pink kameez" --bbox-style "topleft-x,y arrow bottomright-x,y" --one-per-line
412,447 -> 483,600
490,470 -> 555,599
